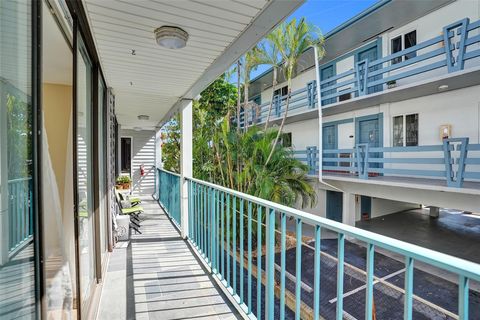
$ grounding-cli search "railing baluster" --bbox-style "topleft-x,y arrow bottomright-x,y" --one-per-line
247,201 -> 253,314
295,218 -> 302,320
196,183 -> 200,247
280,212 -> 286,320
313,225 -> 321,320
208,187 -> 212,264
227,193 -> 231,287
404,257 -> 414,320
188,180 -> 192,238
266,208 -> 275,320
257,206 -> 262,320
20,182 -> 25,241
202,187 -> 207,257
216,189 -> 220,273
240,198 -> 244,304
458,275 -> 469,319
233,195 -> 237,294
336,233 -> 345,320
221,191 -> 225,280
365,243 -> 375,320
211,188 -> 216,270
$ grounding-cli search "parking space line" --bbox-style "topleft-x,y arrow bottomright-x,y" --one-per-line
274,263 -> 313,293
329,268 -> 406,303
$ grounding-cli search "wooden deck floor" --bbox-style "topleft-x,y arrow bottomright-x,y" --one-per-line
97,197 -> 240,320
0,243 -> 36,320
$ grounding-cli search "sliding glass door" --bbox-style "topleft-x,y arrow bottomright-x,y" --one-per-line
75,34 -> 96,312
0,1 -> 38,318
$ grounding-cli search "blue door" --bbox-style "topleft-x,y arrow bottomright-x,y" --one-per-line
360,196 -> 372,220
356,114 -> 382,173
320,65 -> 336,105
323,125 -> 336,168
326,191 -> 343,222
357,45 -> 382,94
357,117 -> 380,147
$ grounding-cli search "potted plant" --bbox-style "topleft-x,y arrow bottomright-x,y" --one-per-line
116,175 -> 131,189
387,80 -> 397,89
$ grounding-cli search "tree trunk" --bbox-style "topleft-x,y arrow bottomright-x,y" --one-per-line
264,66 -> 277,131
236,60 -> 241,132
265,82 -> 291,166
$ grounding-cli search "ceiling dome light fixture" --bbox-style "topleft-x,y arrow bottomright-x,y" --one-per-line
154,26 -> 189,49
137,114 -> 150,121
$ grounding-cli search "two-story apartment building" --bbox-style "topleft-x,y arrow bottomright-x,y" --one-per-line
247,0 -> 480,226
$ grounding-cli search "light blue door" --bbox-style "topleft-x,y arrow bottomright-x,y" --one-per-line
357,45 -> 382,94
357,115 -> 382,170
320,65 -> 335,105
326,191 -> 343,222
323,125 -> 336,167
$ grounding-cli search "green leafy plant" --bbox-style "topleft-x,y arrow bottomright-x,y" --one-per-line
116,175 -> 131,184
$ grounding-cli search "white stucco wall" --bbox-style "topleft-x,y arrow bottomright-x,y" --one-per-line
284,118 -> 319,149
371,198 -> 419,219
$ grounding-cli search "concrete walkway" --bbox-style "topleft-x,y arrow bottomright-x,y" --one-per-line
97,197 -> 240,320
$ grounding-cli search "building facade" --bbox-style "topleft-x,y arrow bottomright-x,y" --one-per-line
247,0 -> 480,224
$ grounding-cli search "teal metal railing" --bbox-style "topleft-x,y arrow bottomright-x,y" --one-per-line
319,138 -> 480,188
157,168 -> 181,227
8,177 -> 33,254
186,176 -> 480,319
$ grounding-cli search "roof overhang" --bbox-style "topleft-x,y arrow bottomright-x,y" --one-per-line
249,0 -> 454,98
82,0 -> 304,129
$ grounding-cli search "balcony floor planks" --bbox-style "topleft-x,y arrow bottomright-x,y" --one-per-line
97,197 -> 240,320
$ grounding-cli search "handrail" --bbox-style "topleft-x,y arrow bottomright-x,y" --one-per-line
158,167 -> 181,177
186,176 -> 480,280
185,175 -> 479,319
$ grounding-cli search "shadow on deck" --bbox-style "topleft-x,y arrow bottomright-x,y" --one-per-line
97,197 -> 240,320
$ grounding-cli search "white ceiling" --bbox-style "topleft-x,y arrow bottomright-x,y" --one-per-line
83,0 -> 303,129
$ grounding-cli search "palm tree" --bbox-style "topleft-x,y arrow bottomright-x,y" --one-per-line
214,121 -> 316,208
257,30 -> 282,130
265,18 -> 325,165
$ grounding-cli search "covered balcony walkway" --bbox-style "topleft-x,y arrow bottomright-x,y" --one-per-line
97,197 -> 240,320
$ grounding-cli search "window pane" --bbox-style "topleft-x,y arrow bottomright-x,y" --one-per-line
405,114 -> 418,146
76,36 -> 96,305
391,36 -> 402,64
404,30 -> 417,60
393,116 -> 404,146
0,1 -> 37,318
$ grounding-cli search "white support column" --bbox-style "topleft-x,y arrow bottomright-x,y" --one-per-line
342,192 -> 357,227
180,99 -> 193,239
0,84 -> 9,265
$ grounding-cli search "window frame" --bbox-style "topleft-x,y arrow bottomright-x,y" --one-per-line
390,29 -> 417,64
392,113 -> 419,147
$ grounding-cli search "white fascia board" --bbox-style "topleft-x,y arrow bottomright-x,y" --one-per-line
158,0 -> 304,127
